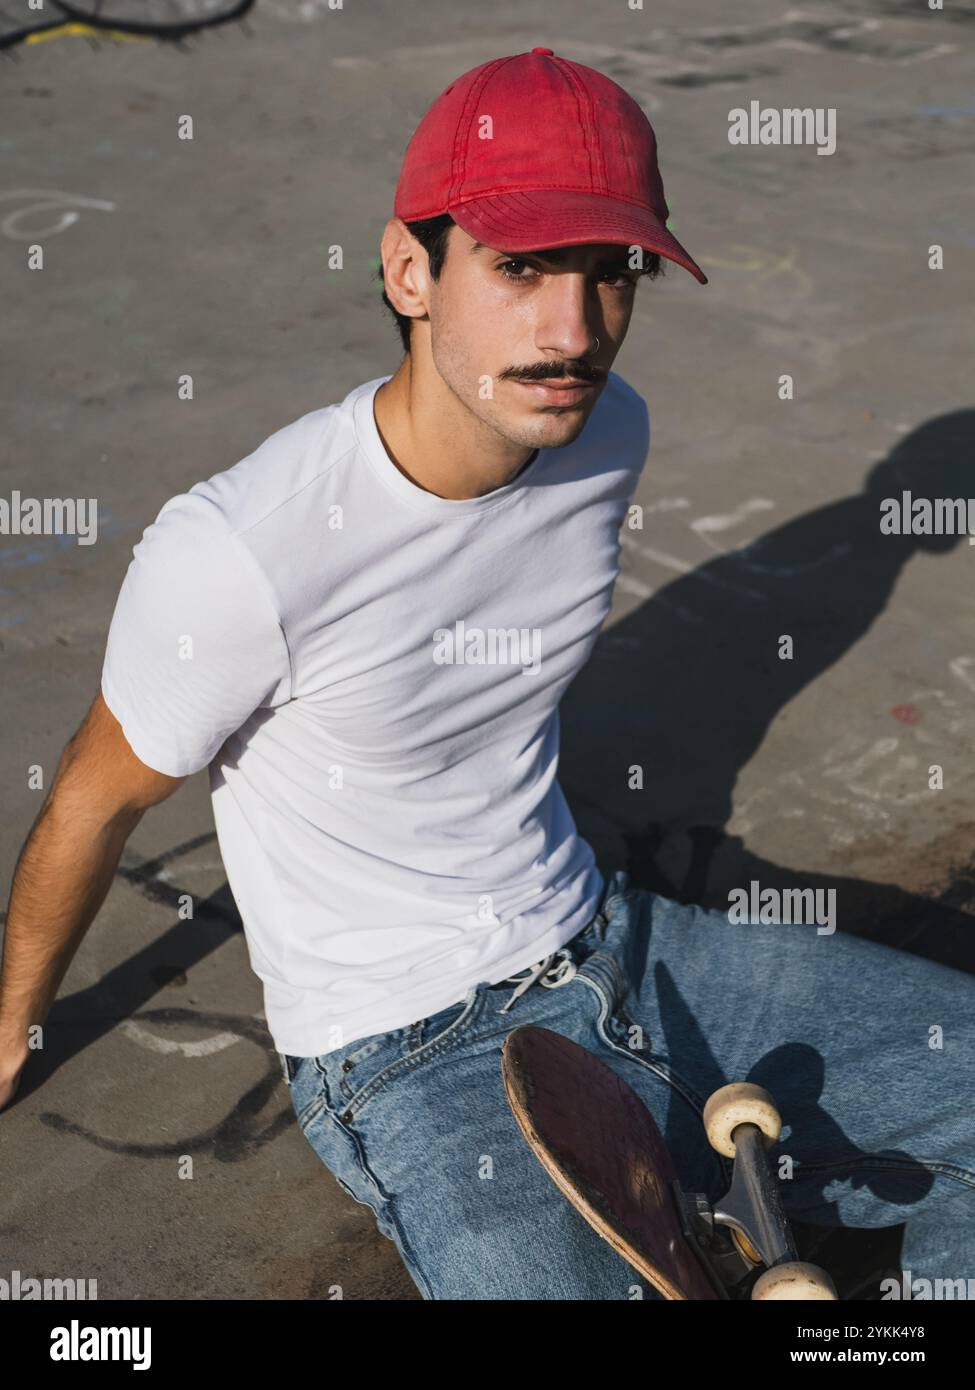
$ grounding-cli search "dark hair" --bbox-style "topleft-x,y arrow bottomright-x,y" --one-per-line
378,213 -> 664,355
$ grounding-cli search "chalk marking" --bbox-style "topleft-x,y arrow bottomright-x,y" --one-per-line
950,657 -> 975,696
0,189 -> 116,241
644,498 -> 691,514
823,737 -> 898,785
732,541 -> 852,577
697,243 -> 812,295
614,571 -> 702,623
619,532 -> 767,601
690,499 -> 775,535
120,1019 -> 243,1057
24,22 -> 146,45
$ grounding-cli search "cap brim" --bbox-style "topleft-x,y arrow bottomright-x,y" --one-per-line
448,189 -> 707,285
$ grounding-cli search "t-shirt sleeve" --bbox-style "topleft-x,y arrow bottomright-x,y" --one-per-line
101,490 -> 292,777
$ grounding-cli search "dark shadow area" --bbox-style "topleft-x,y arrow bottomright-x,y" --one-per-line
560,409 -> 974,1295
562,408 -> 975,973
641,955 -> 932,1300
2,837 -> 293,1162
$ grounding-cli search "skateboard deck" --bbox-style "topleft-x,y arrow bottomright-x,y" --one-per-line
501,1023 -> 720,1299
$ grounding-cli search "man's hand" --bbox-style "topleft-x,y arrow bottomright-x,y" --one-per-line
0,1060 -> 26,1114
0,692 -> 185,1103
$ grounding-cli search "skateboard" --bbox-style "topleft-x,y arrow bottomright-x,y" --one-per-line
501,1025 -> 837,1300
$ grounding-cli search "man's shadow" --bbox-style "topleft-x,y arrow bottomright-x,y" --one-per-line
560,408 -> 974,1295
561,408 -> 975,973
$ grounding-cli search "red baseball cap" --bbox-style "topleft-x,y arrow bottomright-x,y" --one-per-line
394,47 -> 707,285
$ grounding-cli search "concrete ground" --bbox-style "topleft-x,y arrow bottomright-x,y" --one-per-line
1,0 -> 973,1300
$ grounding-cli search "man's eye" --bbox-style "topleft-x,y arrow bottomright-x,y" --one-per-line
498,260 -> 534,282
497,261 -> 637,288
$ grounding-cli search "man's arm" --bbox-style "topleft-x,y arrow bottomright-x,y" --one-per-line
0,692 -> 185,1110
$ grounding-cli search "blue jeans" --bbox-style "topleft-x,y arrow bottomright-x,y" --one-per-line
280,870 -> 975,1299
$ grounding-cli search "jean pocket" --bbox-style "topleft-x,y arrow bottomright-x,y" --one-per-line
327,987 -> 486,1120
417,995 -> 470,1048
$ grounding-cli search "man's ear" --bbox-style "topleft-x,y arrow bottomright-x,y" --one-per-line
380,217 -> 430,326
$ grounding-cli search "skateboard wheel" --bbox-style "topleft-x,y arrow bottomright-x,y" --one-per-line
703,1082 -> 781,1158
752,1261 -> 838,1301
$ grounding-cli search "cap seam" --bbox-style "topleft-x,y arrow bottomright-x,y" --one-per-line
552,57 -> 602,194
401,191 -> 658,218
450,185 -> 663,208
450,55 -> 518,205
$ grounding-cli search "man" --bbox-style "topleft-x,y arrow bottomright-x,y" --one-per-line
1,49 -> 972,1301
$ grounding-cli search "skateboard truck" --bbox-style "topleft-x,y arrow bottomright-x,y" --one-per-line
671,1082 -> 807,1296
501,1026 -> 838,1301
699,1081 -> 835,1299
672,1182 -> 760,1296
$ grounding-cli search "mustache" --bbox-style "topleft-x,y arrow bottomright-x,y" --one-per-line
498,362 -> 603,384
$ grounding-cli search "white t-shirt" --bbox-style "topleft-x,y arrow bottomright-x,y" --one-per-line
102,373 -> 650,1055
